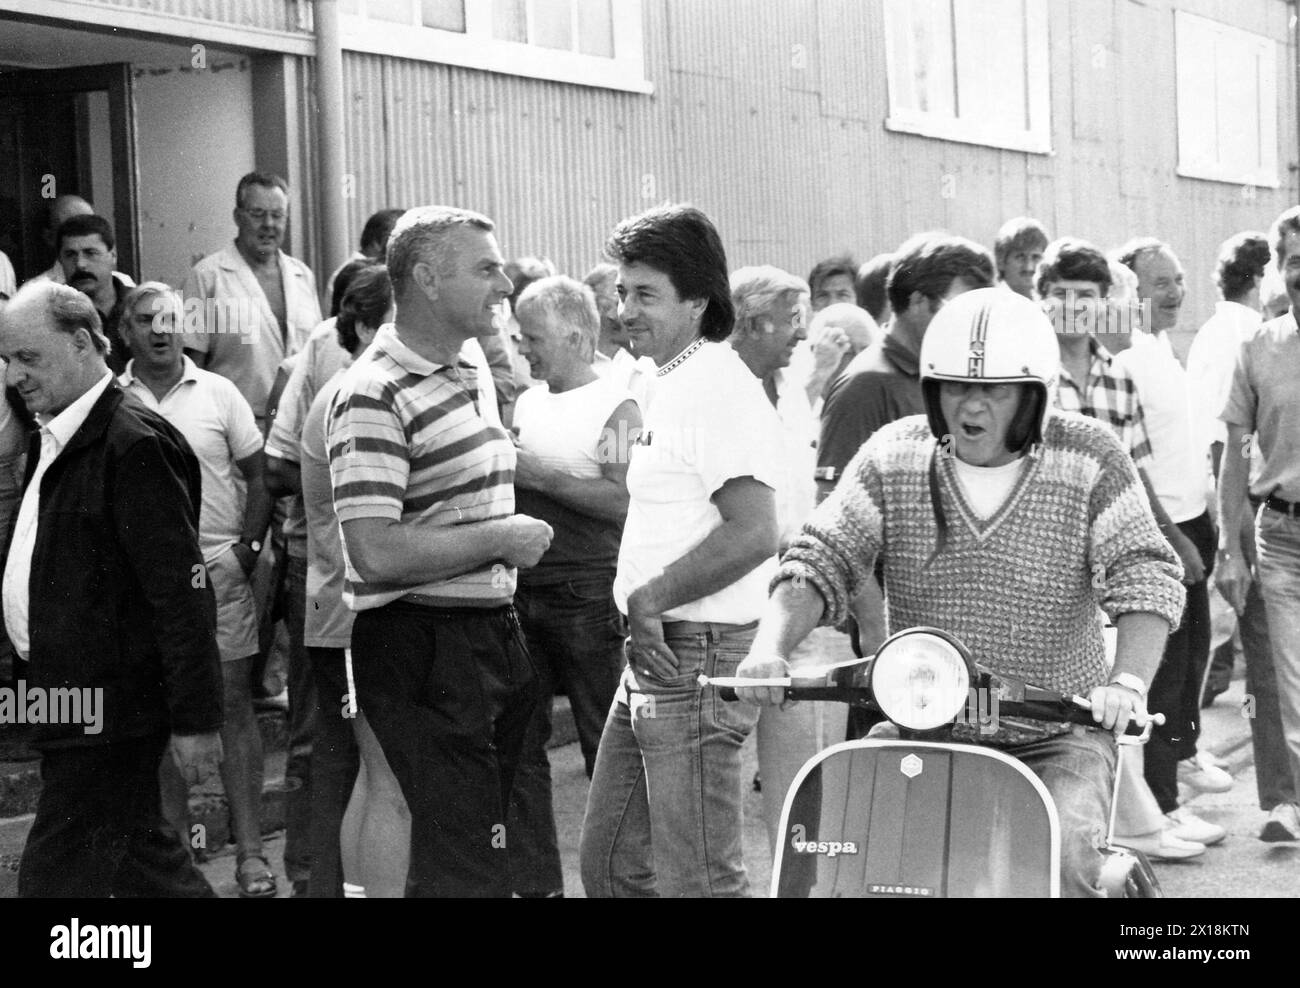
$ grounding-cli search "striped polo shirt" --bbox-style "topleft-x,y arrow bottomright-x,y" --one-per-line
327,323 -> 516,611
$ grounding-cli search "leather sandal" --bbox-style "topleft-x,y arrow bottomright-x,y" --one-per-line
236,853 -> 278,899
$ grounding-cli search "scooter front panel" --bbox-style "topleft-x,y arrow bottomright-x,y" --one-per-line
772,740 -> 1060,898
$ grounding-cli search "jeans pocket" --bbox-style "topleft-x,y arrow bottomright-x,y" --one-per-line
710,641 -> 760,736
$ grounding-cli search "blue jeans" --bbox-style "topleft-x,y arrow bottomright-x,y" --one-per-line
580,622 -> 760,898
1001,726 -> 1117,898
509,576 -> 626,895
1255,506 -> 1300,806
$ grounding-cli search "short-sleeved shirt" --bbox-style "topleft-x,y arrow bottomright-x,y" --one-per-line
119,356 -> 263,561
1187,300 -> 1261,449
772,367 -> 817,541
614,341 -> 782,624
816,332 -> 924,487
1221,311 -> 1300,501
301,370 -> 354,648
1112,331 -> 1207,523
181,244 -> 322,420
328,323 -> 513,611
265,317 -> 350,466
514,376 -> 636,586
1054,337 -> 1155,471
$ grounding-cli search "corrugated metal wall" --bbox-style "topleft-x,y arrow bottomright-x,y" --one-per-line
333,0 -> 1297,336
79,0 -> 305,33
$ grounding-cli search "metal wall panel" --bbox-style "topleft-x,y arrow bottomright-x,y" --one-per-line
325,0 -> 1296,336
79,0 -> 305,33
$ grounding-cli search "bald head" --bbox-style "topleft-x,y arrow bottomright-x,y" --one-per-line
809,302 -> 879,354
45,195 -> 93,245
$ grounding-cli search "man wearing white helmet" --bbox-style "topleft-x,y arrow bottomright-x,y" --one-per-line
737,288 -> 1186,897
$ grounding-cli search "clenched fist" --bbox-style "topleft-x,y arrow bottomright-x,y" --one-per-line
501,514 -> 554,569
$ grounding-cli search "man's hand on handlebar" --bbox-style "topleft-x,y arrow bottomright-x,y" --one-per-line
735,650 -> 791,707
1087,683 -> 1148,736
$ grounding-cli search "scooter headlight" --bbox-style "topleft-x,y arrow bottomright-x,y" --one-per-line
869,628 -> 973,730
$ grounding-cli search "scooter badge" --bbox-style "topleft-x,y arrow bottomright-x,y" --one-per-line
900,753 -> 923,778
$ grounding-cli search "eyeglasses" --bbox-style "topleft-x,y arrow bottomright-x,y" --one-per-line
240,208 -> 287,223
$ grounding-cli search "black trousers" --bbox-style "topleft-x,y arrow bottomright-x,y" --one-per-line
351,601 -> 537,898
19,733 -> 215,898
306,645 -> 361,898
1144,511 -> 1215,813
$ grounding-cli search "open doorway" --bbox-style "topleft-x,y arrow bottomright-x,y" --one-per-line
0,62 -> 138,282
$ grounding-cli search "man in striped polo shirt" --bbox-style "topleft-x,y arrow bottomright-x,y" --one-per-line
327,206 -> 553,897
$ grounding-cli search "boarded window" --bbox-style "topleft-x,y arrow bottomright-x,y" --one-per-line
883,0 -> 1051,154
1175,11 -> 1278,188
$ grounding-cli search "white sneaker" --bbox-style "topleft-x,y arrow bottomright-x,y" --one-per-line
1177,752 -> 1233,794
1259,803 -> 1300,843
1113,828 -> 1206,861
1165,807 -> 1226,846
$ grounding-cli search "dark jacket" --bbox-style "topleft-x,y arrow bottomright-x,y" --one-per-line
11,382 -> 223,748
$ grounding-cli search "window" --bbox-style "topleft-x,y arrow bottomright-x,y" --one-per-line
1175,12 -> 1278,187
882,0 -> 1051,154
340,0 -> 649,93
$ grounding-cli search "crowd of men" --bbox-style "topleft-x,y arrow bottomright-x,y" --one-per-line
0,174 -> 1297,897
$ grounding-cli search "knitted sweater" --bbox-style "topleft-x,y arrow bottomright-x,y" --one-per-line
776,412 -> 1186,697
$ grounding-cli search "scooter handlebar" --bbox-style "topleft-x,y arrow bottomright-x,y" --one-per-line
702,677 -> 1165,737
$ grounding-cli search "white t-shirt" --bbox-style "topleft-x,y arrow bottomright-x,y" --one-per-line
120,357 -> 263,560
952,455 -> 1026,519
1186,300 -> 1260,449
514,376 -> 635,480
1112,331 -> 1208,523
615,341 -> 783,624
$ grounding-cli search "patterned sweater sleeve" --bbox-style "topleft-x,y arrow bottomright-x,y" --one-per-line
771,433 -> 888,627
1087,426 -> 1186,629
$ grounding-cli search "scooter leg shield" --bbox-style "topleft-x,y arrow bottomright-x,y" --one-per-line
772,740 -> 1061,898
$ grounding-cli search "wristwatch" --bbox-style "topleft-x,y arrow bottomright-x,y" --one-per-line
239,537 -> 263,554
1108,672 -> 1147,698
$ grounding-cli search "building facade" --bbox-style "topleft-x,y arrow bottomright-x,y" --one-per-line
1,0 -> 1295,352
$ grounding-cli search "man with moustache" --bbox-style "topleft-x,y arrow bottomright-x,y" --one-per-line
56,214 -> 134,373
182,172 -> 321,427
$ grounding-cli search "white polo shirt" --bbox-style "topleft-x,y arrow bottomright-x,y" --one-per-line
1112,331 -> 1208,523
120,357 -> 263,561
615,341 -> 782,624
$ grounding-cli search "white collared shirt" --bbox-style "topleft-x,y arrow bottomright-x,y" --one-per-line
2,371 -> 114,659
1112,330 -> 1208,523
1187,300 -> 1261,448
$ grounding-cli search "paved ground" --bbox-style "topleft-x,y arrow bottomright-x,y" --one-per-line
194,660 -> 1288,898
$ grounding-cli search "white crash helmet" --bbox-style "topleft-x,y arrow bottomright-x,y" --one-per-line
919,287 -> 1061,453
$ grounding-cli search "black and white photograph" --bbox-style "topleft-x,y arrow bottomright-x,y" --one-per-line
0,0 -> 1294,944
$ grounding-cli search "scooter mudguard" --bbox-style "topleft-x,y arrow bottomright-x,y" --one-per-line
771,740 -> 1061,898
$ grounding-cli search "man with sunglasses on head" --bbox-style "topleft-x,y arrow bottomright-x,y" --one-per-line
182,171 -> 322,430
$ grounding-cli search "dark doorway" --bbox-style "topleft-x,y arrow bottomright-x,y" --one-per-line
0,62 -> 138,283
